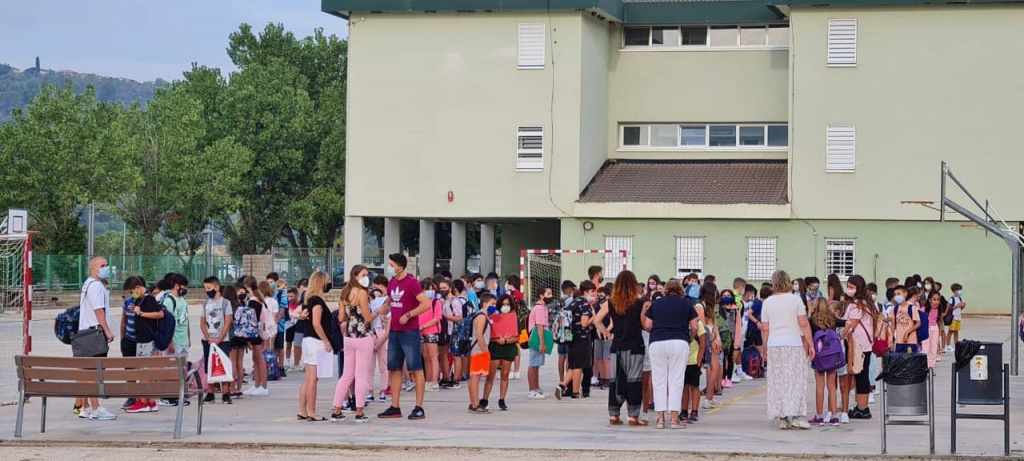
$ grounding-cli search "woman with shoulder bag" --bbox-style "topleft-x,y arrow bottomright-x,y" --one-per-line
839,275 -> 879,421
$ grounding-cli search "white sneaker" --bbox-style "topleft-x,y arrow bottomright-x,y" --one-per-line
731,370 -> 743,382
869,393 -> 876,404
790,417 -> 811,429
78,408 -> 92,419
90,407 -> 117,421
243,386 -> 258,395
250,386 -> 269,396
402,381 -> 415,393
840,413 -> 850,424
591,377 -> 599,386
425,383 -> 439,392
702,398 -> 722,409
513,372 -> 521,380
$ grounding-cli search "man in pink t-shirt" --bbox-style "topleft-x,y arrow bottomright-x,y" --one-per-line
378,254 -> 431,421
526,286 -> 555,399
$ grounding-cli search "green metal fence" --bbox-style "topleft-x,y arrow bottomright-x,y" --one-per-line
33,254 -> 244,291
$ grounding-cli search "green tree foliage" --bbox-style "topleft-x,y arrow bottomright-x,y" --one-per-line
0,84 -> 139,253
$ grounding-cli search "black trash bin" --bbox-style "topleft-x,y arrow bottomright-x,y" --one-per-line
956,341 -> 1002,405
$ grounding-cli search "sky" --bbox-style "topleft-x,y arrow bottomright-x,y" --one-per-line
0,0 -> 349,82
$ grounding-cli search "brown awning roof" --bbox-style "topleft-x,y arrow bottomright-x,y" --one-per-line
578,160 -> 789,205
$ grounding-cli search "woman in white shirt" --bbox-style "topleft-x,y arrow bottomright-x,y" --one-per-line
760,270 -> 815,430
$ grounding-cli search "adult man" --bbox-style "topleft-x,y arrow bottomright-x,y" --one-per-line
378,254 -> 431,420
73,256 -> 117,420
267,272 -> 289,373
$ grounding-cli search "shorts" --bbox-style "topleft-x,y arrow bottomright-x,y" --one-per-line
421,334 -> 440,344
568,338 -> 593,370
642,331 -> 652,372
594,339 -> 612,360
836,365 -> 849,377
285,326 -> 296,342
684,364 -> 701,387
273,331 -> 285,350
950,320 -> 961,332
171,344 -> 189,358
293,331 -> 305,345
120,338 -> 137,358
529,348 -> 546,368
387,329 -> 424,372
470,352 -> 491,376
301,337 -> 324,365
854,351 -> 872,394
231,337 -> 260,349
745,328 -> 763,348
489,342 -> 519,361
136,341 -> 158,357
557,344 -> 568,355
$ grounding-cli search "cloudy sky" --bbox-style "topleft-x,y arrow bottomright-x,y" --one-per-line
0,0 -> 349,82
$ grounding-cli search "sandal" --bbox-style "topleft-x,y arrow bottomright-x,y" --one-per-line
629,417 -> 649,427
670,419 -> 684,429
655,418 -> 666,429
296,414 -> 309,420
609,416 -> 624,426
306,414 -> 327,422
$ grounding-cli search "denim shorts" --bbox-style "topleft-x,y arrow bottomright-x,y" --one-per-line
387,329 -> 423,372
529,348 -> 546,368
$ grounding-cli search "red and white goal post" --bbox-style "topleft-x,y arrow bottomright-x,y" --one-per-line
0,232 -> 32,356
519,249 -> 628,303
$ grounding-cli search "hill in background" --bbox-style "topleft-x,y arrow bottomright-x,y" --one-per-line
0,60 -> 163,121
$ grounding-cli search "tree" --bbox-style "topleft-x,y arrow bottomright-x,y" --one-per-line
0,84 -> 138,253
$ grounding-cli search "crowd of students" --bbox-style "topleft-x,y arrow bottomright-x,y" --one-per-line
71,254 -> 967,432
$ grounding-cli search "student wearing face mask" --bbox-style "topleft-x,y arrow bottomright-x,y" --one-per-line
201,276 -> 233,404
481,295 -> 519,411
555,281 -> 596,401
718,289 -> 744,386
504,275 -> 526,381
557,280 -> 577,383
468,273 -> 484,310
684,273 -> 701,302
804,277 -> 822,309
417,279 -> 442,392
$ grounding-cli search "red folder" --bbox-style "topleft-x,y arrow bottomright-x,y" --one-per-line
491,313 -> 518,338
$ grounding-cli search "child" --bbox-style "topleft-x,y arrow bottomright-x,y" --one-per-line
285,287 -> 300,370
946,283 -> 965,351
554,281 -> 596,401
892,285 -> 920,353
482,295 -> 519,411
809,297 -> 845,426
201,276 -> 233,404
557,280 -> 576,384
527,286 -> 552,399
682,313 -> 706,424
468,293 -> 494,413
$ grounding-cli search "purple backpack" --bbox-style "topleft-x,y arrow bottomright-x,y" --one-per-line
811,329 -> 846,373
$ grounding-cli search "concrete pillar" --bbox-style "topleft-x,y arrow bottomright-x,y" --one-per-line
384,217 -> 401,258
480,223 -> 495,275
343,216 -> 364,270
418,219 -> 436,276
451,222 -> 467,276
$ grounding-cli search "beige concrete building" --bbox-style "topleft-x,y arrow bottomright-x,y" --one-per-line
325,0 -> 1024,313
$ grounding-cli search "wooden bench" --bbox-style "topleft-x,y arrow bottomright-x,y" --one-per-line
14,355 -> 205,439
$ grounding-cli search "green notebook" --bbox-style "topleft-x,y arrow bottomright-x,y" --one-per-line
529,328 -> 555,355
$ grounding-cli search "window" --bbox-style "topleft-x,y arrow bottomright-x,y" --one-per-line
516,126 -> 544,171
622,25 -> 788,50
518,23 -> 546,69
675,237 -> 704,279
604,236 -> 633,278
826,239 -> 855,281
827,19 -> 857,67
747,237 -> 777,280
619,123 -> 789,149
826,125 -> 856,173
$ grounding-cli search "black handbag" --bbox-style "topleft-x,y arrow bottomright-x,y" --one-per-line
71,327 -> 109,357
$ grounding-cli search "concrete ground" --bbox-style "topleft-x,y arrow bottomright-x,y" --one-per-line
2,307 -> 1022,459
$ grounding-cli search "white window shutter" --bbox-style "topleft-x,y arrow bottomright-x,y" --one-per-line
827,19 -> 857,67
516,126 -> 544,171
826,125 -> 856,173
518,23 -> 546,69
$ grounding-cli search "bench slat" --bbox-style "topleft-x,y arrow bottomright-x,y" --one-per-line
104,382 -> 183,397
18,356 -> 182,369
101,368 -> 182,381
24,381 -> 99,396
21,368 -> 99,381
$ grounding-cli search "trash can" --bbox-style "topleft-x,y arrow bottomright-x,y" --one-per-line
956,341 -> 1002,405
880,353 -> 930,416
887,381 -> 928,416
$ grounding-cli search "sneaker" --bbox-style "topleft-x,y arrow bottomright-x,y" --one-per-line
731,370 -> 743,382
791,417 -> 811,429
426,382 -> 440,392
354,413 -> 370,423
377,406 -> 402,419
149,402 -> 158,412
591,377 -> 599,386
511,372 -> 520,380
722,379 -> 733,389
840,413 -> 850,424
527,390 -> 546,400
342,399 -> 355,411
125,401 -> 150,414
869,393 -> 876,404
401,381 -> 415,393
808,416 -> 824,427
408,406 -> 426,420
78,407 -> 92,419
479,399 -> 489,411
448,381 -> 461,390
204,393 -> 216,403
121,398 -> 135,409
468,406 -> 490,414
824,411 -> 833,423
73,405 -> 82,416
553,385 -> 564,401
243,386 -> 259,395
702,398 -> 722,409
849,407 -> 872,419
498,400 -> 508,411
90,407 -> 117,421
330,411 -> 346,422
250,387 -> 269,396
780,417 -> 792,430
379,390 -> 388,400
830,417 -> 840,426
222,394 -> 233,405
366,393 -> 376,402
687,412 -> 699,424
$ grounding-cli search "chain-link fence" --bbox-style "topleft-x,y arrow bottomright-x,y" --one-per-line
33,254 -> 244,291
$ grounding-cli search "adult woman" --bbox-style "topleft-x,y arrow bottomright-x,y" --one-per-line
482,295 -> 519,411
760,270 -> 814,430
826,274 -> 844,302
695,284 -> 723,409
298,271 -> 333,421
594,270 -> 648,426
839,274 -> 878,420
240,276 -> 269,396
717,289 -> 743,389
330,265 -> 377,423
643,279 -> 698,429
417,279 -> 442,392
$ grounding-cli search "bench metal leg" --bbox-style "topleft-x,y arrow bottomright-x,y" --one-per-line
40,396 -> 47,433
14,390 -> 25,437
196,390 -> 204,435
173,386 -> 185,439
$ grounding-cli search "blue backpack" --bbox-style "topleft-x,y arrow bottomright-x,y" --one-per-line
811,329 -> 846,372
450,311 -> 484,357
233,303 -> 260,339
54,306 -> 81,345
154,307 -> 176,351
264,349 -> 281,381
915,305 -> 930,343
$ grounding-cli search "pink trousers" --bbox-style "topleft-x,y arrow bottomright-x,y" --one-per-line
333,336 -> 375,409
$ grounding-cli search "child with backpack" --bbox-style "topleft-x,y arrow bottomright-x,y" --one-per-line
467,293 -> 494,413
945,283 -> 965,352
554,281 -> 596,401
441,279 -> 470,388
125,276 -> 165,413
236,277 -> 269,396
160,273 -> 191,406
809,297 -> 846,426
891,285 -> 921,354
527,286 -> 553,399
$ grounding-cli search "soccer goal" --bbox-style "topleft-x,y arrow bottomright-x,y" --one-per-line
520,249 -> 629,303
0,230 -> 32,406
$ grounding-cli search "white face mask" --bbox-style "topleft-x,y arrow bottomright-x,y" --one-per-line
500,305 -> 511,314
924,283 -> 932,291
359,276 -> 370,287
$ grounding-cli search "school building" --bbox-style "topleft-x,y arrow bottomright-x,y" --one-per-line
325,0 -> 1024,313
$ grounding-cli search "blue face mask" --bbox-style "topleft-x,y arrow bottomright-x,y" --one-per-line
425,290 -> 436,299
99,266 -> 111,279
894,295 -> 906,304
486,304 -> 498,315
686,284 -> 700,298
385,265 -> 397,278
475,281 -> 485,290
722,297 -> 734,305
270,283 -> 277,290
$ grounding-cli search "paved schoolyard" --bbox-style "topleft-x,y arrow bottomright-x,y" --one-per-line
2,308 -> 1022,458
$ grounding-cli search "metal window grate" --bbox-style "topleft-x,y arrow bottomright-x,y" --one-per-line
604,236 -> 633,278
675,237 -> 704,279
825,238 -> 855,281
747,237 -> 777,280
516,126 -> 544,171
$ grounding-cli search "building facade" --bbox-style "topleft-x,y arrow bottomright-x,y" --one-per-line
324,0 -> 1024,313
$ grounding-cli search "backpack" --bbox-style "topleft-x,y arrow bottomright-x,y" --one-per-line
811,329 -> 847,373
450,311 -> 484,357
264,349 -> 281,381
54,305 -> 81,345
549,299 -> 574,345
742,346 -> 763,378
915,305 -> 930,342
1019,314 -> 1024,343
943,297 -> 957,326
258,302 -> 276,341
328,309 -> 344,352
154,307 -> 176,352
233,303 -> 260,339
437,299 -> 450,344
